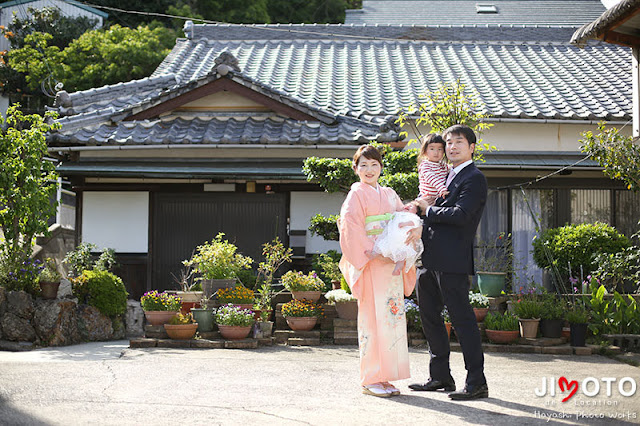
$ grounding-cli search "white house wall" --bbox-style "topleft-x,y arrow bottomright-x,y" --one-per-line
82,191 -> 149,253
290,191 -> 345,254
405,121 -> 632,151
0,0 -> 104,52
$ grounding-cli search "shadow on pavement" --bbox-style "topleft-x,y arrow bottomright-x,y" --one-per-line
0,395 -> 51,425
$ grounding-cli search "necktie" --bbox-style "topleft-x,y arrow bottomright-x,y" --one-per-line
445,169 -> 456,188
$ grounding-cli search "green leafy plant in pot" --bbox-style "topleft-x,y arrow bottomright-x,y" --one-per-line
484,312 -> 520,344
539,295 -> 565,338
475,232 -> 514,296
566,304 -> 590,347
184,233 -> 253,299
513,298 -> 543,338
38,257 -> 62,299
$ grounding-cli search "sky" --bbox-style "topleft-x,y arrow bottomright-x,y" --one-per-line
601,0 -> 623,8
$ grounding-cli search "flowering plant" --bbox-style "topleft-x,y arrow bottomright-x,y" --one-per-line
184,233 -> 253,280
475,232 -> 513,273
281,270 -> 325,291
441,307 -> 450,323
140,290 -> 181,312
39,258 -> 62,283
324,289 -> 356,304
216,285 -> 254,304
404,299 -> 422,331
468,291 -> 489,308
215,304 -> 255,327
168,312 -> 195,325
281,299 -> 324,318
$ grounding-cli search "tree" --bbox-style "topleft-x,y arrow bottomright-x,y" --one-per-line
7,24 -> 174,94
580,122 -> 640,192
303,82 -> 495,239
0,106 -> 60,292
267,0 -> 348,24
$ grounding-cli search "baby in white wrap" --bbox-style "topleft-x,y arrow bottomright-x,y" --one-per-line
372,211 -> 424,275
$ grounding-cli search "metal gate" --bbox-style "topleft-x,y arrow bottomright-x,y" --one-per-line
152,192 -> 287,291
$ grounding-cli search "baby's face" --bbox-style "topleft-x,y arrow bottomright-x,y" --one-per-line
426,143 -> 445,162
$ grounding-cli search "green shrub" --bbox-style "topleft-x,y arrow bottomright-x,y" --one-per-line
484,312 -> 519,331
73,270 -> 128,317
309,214 -> 340,241
532,222 -> 631,289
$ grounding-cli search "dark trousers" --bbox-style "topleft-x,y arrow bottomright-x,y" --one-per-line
416,267 -> 486,387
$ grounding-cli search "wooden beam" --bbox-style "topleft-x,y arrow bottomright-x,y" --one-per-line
601,30 -> 640,48
125,78 -> 319,122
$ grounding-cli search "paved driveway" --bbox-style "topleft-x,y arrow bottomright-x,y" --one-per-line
0,342 -> 639,425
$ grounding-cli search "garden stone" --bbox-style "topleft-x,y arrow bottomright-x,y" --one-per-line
7,291 -> 34,319
126,300 -> 144,337
0,286 -> 7,316
1,312 -> 36,342
77,305 -> 112,341
57,278 -> 73,299
33,300 -> 80,346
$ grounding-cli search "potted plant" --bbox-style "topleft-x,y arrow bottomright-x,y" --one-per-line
164,312 -> 198,340
540,296 -> 565,338
184,233 -> 253,299
325,289 -> 357,320
38,257 -> 62,299
468,291 -> 490,322
484,312 -> 520,343
253,310 -> 274,339
404,299 -> 422,333
281,270 -> 325,303
140,290 -> 181,326
216,285 -> 255,310
475,232 -> 513,296
190,296 -> 215,333
253,237 -> 293,324
442,307 -> 452,339
281,299 -> 324,331
566,305 -> 590,347
215,304 -> 255,340
316,252 -> 343,289
171,255 -> 203,313
513,298 -> 543,338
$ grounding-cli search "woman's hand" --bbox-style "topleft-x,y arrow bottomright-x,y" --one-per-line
404,224 -> 423,246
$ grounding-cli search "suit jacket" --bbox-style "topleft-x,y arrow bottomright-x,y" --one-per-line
420,162 -> 488,275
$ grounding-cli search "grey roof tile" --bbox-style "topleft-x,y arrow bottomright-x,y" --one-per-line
149,38 -> 632,121
189,23 -> 579,42
346,1 -> 606,26
49,116 -> 396,146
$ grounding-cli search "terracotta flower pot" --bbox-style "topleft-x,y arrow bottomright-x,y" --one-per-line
40,281 -> 60,300
473,307 -> 489,322
218,324 -> 253,340
144,310 -> 179,326
445,322 -> 452,339
519,318 -> 540,339
164,323 -> 198,340
253,321 -> 273,338
291,291 -> 322,303
286,316 -> 318,331
485,329 -> 520,344
334,300 -> 358,320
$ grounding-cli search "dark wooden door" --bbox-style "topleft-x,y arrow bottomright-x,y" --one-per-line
151,192 -> 287,291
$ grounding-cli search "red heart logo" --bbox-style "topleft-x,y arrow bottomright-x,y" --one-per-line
558,376 -> 578,402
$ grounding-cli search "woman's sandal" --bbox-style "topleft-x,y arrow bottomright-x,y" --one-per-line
381,382 -> 401,396
362,383 -> 391,397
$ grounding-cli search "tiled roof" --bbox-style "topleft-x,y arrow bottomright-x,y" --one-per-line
346,1 -> 606,26
49,115 -> 396,146
149,38 -> 631,121
189,23 -> 579,42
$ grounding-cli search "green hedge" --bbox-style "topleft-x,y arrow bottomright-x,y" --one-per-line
73,270 -> 128,317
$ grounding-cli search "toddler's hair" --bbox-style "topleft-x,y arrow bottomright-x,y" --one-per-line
417,133 -> 445,164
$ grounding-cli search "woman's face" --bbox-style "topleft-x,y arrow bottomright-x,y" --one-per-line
354,156 -> 381,187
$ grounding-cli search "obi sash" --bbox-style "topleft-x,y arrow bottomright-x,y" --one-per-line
365,213 -> 394,236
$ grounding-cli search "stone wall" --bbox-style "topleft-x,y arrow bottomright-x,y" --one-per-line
0,287 -> 142,351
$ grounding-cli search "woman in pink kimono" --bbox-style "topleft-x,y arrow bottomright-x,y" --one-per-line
339,145 -> 420,397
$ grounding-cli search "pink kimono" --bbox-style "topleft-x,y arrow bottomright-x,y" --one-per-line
339,182 -> 416,386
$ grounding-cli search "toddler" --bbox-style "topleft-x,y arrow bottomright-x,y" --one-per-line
417,133 -> 450,206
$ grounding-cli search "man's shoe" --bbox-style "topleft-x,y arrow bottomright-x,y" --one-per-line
409,378 -> 456,392
448,383 -> 489,400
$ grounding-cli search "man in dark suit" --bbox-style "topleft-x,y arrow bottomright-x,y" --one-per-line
405,124 -> 489,400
